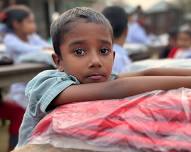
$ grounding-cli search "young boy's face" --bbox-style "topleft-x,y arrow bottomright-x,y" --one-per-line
14,14 -> 37,35
177,32 -> 191,49
53,21 -> 114,84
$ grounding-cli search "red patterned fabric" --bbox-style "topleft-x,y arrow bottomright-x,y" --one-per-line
31,89 -> 191,152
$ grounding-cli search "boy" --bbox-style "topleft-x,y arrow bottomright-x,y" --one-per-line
169,28 -> 191,58
17,7 -> 191,147
102,6 -> 131,73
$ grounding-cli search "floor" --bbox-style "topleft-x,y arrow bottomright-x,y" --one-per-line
0,123 -> 9,152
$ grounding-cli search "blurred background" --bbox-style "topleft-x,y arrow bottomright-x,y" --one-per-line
0,0 -> 190,60
1,0 -> 191,151
0,0 -> 190,39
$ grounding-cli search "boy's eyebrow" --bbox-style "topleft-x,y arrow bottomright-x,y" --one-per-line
68,40 -> 85,47
68,39 -> 112,47
100,39 -> 112,45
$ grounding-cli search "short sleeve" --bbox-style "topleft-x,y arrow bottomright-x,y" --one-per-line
25,70 -> 80,117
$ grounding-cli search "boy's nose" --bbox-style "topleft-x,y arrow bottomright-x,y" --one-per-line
88,53 -> 102,68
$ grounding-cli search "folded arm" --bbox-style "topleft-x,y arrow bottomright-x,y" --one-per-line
118,68 -> 191,78
53,76 -> 191,106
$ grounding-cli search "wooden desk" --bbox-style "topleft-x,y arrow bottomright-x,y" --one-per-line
0,63 -> 53,87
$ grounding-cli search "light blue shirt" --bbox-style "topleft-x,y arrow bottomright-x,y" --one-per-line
174,48 -> 191,59
17,70 -> 118,147
17,70 -> 80,147
3,33 -> 52,108
3,33 -> 50,62
127,22 -> 151,45
112,44 -> 132,74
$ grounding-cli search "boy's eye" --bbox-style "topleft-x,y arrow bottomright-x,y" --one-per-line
74,48 -> 85,56
100,48 -> 110,55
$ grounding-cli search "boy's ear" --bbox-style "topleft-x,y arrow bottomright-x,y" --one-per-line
52,53 -> 59,67
52,53 -> 64,71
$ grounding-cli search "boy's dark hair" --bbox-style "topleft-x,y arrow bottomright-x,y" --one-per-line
50,7 -> 113,56
179,29 -> 191,38
178,25 -> 191,37
0,5 -> 32,31
102,6 -> 128,39
168,28 -> 178,39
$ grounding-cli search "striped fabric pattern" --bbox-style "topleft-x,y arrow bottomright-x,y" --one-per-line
31,88 -> 191,152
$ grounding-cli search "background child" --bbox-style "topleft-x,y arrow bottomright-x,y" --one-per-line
1,5 -> 53,109
1,5 -> 52,62
0,5 -> 53,150
168,28 -> 191,58
17,7 -> 191,148
102,6 -> 132,74
160,28 -> 177,58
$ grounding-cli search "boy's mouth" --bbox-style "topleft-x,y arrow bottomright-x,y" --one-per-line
86,73 -> 106,82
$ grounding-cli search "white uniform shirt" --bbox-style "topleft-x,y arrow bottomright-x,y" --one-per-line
4,33 -> 50,61
127,22 -> 151,45
3,33 -> 51,108
112,44 -> 132,74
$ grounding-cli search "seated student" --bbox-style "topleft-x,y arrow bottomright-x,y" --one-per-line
17,7 -> 191,148
0,5 -> 52,149
168,28 -> 191,58
2,5 -> 52,62
160,28 -> 177,58
0,5 -> 53,109
126,8 -> 151,45
102,6 -> 131,74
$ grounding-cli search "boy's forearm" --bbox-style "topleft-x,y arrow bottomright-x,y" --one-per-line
119,68 -> 191,78
142,68 -> 191,76
53,76 -> 191,106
